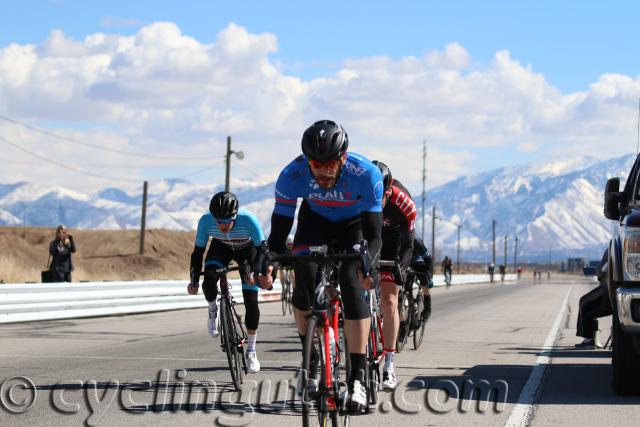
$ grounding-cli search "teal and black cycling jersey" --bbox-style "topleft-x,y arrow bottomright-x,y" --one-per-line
195,208 -> 265,250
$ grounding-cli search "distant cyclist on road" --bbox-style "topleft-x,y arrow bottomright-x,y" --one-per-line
442,255 -> 453,286
373,160 -> 416,392
187,191 -> 271,374
259,120 -> 383,412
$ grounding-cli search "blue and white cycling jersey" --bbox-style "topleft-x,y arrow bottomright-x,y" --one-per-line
195,208 -> 265,250
274,152 -> 383,221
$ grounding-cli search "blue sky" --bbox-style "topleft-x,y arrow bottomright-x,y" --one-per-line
3,0 -> 638,93
0,1 -> 639,191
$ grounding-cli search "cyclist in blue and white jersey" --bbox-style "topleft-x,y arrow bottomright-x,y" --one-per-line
258,120 -> 383,412
187,191 -> 270,373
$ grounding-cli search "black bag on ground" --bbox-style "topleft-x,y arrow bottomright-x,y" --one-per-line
41,270 -> 53,283
41,254 -> 53,283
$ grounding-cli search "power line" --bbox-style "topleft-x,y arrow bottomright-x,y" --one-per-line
0,160 -> 213,169
0,135 -> 226,183
234,162 -> 264,179
0,135 -> 140,182
167,160 -> 226,180
0,113 -> 225,161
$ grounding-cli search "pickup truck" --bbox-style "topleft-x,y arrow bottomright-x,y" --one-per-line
604,153 -> 640,395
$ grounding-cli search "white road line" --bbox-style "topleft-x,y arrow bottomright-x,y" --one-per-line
505,285 -> 573,427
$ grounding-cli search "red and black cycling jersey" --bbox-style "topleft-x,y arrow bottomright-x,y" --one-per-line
381,178 -> 417,269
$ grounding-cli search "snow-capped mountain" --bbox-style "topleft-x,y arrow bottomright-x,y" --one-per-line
416,154 -> 634,261
0,154 -> 634,261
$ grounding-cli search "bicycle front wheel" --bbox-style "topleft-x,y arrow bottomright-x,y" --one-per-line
302,315 -> 329,427
396,291 -> 410,352
281,277 -> 288,316
412,286 -> 427,350
220,298 -> 243,390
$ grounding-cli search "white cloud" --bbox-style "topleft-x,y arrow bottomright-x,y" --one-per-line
1,22 -> 639,194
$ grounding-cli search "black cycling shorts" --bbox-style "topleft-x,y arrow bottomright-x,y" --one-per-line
202,240 -> 261,329
291,201 -> 369,320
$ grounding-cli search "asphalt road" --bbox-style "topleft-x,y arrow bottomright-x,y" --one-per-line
1,275 -> 639,426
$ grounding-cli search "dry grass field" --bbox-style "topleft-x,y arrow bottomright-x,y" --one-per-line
0,227 -> 195,283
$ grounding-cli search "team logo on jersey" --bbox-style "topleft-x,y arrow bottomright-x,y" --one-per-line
374,181 -> 384,202
393,189 -> 417,231
276,189 -> 293,200
308,179 -> 320,190
344,161 -> 367,176
309,189 -> 347,200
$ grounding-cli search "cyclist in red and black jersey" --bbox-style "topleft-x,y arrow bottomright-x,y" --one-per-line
373,160 -> 417,391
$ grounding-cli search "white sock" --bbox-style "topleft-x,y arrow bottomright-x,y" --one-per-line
248,333 -> 257,353
208,300 -> 217,313
384,350 -> 394,371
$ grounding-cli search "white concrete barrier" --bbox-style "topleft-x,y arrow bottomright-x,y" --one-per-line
0,279 -> 281,324
0,274 -> 516,324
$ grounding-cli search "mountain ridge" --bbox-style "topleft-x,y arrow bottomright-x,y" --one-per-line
1,154 -> 634,261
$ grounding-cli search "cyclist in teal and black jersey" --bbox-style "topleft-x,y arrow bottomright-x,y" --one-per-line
187,191 -> 270,374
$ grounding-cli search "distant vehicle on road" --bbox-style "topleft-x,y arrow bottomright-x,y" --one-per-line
603,153 -> 640,395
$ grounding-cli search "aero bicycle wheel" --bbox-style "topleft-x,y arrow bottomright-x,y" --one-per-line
302,315 -> 329,427
220,298 -> 242,390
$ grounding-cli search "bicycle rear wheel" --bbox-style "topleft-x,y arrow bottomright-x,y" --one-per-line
302,315 -> 329,427
220,298 -> 243,390
367,325 -> 380,407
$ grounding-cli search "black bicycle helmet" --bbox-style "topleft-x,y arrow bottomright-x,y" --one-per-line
209,191 -> 239,219
372,160 -> 392,192
301,120 -> 349,162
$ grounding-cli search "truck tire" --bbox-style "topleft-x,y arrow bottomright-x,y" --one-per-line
612,304 -> 640,395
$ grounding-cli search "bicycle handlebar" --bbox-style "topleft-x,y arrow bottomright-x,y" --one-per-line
269,240 -> 371,277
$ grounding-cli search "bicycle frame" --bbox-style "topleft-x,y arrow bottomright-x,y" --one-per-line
271,246 -> 368,421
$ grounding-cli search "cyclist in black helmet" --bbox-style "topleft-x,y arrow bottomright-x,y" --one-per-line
373,160 -> 417,391
188,191 -> 270,374
259,120 -> 383,412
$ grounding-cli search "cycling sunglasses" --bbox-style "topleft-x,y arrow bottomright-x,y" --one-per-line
215,215 -> 237,225
308,158 -> 341,170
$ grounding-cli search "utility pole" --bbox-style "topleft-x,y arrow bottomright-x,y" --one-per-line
225,136 -> 232,192
431,205 -> 436,275
224,136 -> 244,192
421,141 -> 426,242
504,235 -> 508,267
492,219 -> 496,266
514,236 -> 519,272
457,223 -> 462,273
139,181 -> 148,255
